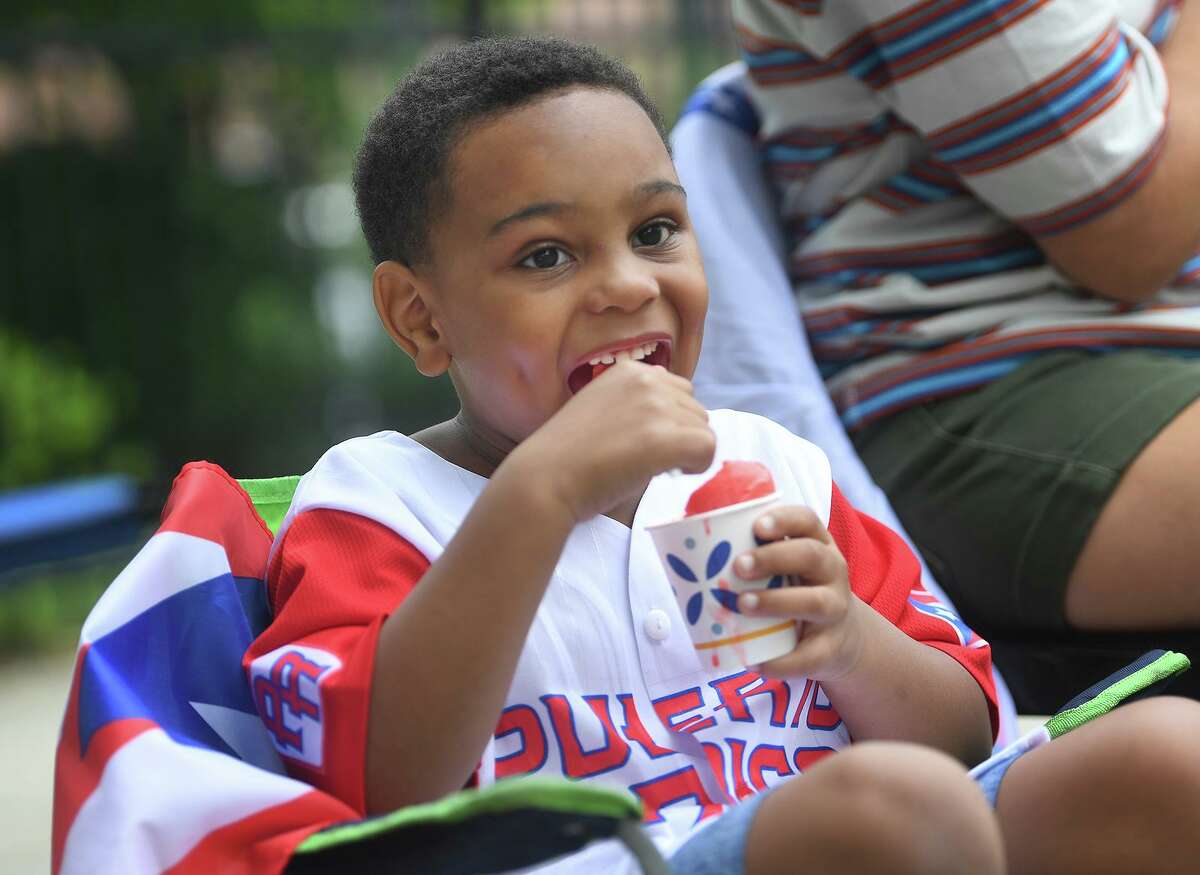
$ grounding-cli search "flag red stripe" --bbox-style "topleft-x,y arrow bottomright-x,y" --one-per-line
52,644 -> 158,875
165,789 -> 355,875
158,462 -> 274,580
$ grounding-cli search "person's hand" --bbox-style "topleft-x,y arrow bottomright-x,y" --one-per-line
510,360 -> 716,523
734,506 -> 867,681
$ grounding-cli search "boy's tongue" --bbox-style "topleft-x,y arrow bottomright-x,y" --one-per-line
685,461 -> 775,516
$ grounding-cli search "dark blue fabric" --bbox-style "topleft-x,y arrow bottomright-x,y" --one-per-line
78,573 -> 268,757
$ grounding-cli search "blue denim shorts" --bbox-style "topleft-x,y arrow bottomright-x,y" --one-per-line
666,731 -> 1045,875
666,792 -> 769,875
968,726 -> 1049,807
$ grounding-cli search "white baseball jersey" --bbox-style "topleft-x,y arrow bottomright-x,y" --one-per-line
245,409 -> 996,870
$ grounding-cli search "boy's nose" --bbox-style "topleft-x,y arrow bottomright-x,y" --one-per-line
585,255 -> 660,313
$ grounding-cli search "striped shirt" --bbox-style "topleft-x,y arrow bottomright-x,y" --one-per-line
732,0 -> 1200,429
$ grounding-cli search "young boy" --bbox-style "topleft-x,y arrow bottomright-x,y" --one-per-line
247,36 -> 1200,874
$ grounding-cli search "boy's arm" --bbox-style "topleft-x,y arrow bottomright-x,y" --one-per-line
821,597 -> 994,766
821,491 -> 994,765
255,465 -> 581,815
363,458 -> 574,813
366,363 -> 713,814
741,486 -> 995,766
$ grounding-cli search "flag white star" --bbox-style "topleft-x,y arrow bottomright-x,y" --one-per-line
191,701 -> 286,774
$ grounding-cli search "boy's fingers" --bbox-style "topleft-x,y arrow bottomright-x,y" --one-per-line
753,505 -> 828,543
735,538 -> 843,583
758,633 -> 835,679
738,584 -> 843,623
674,395 -> 710,423
674,428 -> 718,474
625,360 -> 693,394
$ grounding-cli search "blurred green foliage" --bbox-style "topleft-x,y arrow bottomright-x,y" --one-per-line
0,553 -> 132,658
0,1 -> 733,654
1,1 -> 465,487
0,328 -> 143,488
1,0 -> 731,490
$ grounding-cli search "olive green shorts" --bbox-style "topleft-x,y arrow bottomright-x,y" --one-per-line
853,350 -> 1200,632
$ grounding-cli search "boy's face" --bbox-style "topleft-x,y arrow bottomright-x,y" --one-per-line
410,86 -> 708,444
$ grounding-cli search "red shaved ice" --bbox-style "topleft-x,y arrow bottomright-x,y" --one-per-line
685,461 -> 775,517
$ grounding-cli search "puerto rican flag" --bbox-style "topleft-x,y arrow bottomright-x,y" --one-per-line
52,462 -> 355,875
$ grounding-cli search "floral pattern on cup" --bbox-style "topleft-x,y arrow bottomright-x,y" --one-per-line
666,540 -> 784,625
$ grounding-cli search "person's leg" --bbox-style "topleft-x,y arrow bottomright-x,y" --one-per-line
1065,396 -> 1200,628
994,697 -> 1200,874
740,742 -> 1004,875
854,350 -> 1200,633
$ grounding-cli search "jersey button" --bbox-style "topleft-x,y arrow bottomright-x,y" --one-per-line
644,609 -> 671,642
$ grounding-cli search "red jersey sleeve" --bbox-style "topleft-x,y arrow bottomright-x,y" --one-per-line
827,483 -> 999,740
243,508 -> 429,815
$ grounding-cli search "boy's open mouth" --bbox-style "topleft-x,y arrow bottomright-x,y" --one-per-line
567,339 -> 671,394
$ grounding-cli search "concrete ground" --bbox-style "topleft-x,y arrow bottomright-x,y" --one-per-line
0,649 -> 75,874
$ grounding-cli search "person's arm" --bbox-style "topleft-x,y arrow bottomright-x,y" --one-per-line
365,363 -> 715,814
737,486 -> 995,766
1038,3 -> 1200,302
733,0 -> 1197,304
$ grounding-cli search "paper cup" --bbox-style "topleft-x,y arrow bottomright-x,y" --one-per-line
646,493 -> 797,670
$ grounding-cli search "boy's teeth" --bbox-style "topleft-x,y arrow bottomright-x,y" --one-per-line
632,341 -> 659,361
587,341 -> 659,368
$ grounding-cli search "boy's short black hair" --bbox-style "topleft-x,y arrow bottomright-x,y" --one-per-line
353,35 -> 669,266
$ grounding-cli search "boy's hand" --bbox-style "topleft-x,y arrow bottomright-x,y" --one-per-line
734,506 -> 867,682
512,360 -> 715,523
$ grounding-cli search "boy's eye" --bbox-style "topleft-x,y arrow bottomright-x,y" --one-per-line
634,221 -> 676,248
520,246 -> 570,270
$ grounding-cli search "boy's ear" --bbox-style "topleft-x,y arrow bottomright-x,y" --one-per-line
372,260 -> 451,377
